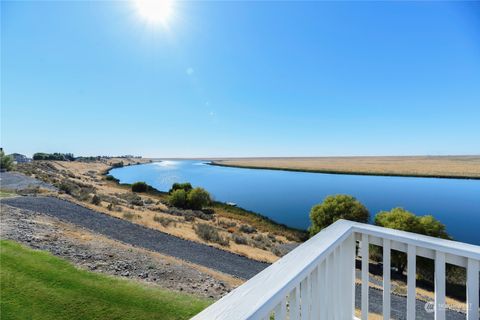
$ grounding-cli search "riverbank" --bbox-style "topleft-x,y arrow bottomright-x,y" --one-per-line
210,156 -> 480,179
11,159 -> 305,263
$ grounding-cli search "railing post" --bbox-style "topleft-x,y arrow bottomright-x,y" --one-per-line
466,258 -> 479,320
383,239 -> 391,320
361,233 -> 369,320
406,244 -> 416,320
340,234 -> 356,320
435,251 -> 446,320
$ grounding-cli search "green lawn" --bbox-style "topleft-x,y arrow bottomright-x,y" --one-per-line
0,240 -> 211,320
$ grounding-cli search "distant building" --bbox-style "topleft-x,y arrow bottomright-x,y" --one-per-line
9,153 -> 31,163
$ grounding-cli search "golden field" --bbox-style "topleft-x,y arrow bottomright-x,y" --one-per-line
212,156 -> 480,179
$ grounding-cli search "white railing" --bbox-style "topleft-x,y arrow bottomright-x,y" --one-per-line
192,220 -> 480,320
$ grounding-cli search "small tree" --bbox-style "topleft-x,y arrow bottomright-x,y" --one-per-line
0,151 -> 14,171
131,182 -> 148,193
187,187 -> 211,210
169,182 -> 193,194
309,194 -> 369,236
375,207 -> 450,274
169,189 -> 187,208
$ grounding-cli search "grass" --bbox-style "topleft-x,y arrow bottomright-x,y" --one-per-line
0,240 -> 211,320
211,156 -> 480,179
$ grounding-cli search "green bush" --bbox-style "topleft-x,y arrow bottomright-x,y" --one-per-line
186,188 -> 211,210
132,182 -> 148,193
309,194 -> 370,236
105,175 -> 119,183
169,182 -> 193,194
0,151 -> 14,171
169,189 -> 187,208
374,207 -> 450,274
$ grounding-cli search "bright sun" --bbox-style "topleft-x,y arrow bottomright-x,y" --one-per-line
134,0 -> 174,26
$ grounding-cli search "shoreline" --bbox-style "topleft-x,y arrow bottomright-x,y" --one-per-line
209,161 -> 480,180
105,162 -> 308,240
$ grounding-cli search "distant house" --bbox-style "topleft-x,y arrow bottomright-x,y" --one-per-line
9,153 -> 31,163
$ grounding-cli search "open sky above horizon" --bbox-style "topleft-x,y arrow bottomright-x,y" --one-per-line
2,1 -> 480,158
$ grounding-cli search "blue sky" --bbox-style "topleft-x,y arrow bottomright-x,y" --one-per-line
2,1 -> 479,158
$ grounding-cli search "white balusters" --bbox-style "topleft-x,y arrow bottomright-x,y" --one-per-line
192,220 -> 480,320
435,251 -> 446,320
383,239 -> 391,320
406,244 -> 416,320
466,258 -> 479,320
361,233 -> 369,320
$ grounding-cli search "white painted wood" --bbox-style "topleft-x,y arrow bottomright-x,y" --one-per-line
310,267 -> 320,319
361,233 -> 369,320
383,239 -> 391,320
333,246 -> 340,320
318,260 -> 327,320
340,234 -> 355,320
466,258 -> 479,320
435,251 -> 446,320
300,277 -> 309,320
192,220 -> 480,320
289,286 -> 300,320
326,252 -> 334,320
406,244 -> 416,320
274,297 -> 286,320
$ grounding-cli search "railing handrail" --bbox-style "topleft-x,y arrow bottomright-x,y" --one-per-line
350,221 -> 480,261
192,220 -> 480,320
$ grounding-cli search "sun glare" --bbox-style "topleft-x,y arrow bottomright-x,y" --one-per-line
134,0 -> 174,26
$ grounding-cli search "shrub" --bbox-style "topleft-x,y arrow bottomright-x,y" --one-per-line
195,223 -> 229,246
123,212 -> 135,220
239,224 -> 256,234
58,180 -> 76,195
91,194 -> 101,205
105,175 -> 119,183
309,194 -> 369,236
0,151 -> 14,171
169,182 -> 193,194
186,188 -> 211,210
231,233 -> 248,245
153,215 -> 175,227
131,182 -> 148,193
169,189 -> 187,208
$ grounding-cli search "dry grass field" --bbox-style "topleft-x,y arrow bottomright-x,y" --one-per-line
212,156 -> 480,179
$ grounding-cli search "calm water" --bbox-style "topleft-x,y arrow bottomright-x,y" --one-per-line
110,160 -> 480,245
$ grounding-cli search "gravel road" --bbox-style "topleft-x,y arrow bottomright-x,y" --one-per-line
2,196 -> 269,279
2,195 -> 465,319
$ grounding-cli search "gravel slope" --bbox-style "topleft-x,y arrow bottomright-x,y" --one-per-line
2,196 -> 269,279
0,171 -> 56,191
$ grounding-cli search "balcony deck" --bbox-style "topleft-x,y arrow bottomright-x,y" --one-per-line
193,220 -> 480,320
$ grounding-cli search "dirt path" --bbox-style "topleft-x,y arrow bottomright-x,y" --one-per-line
2,196 -> 270,279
